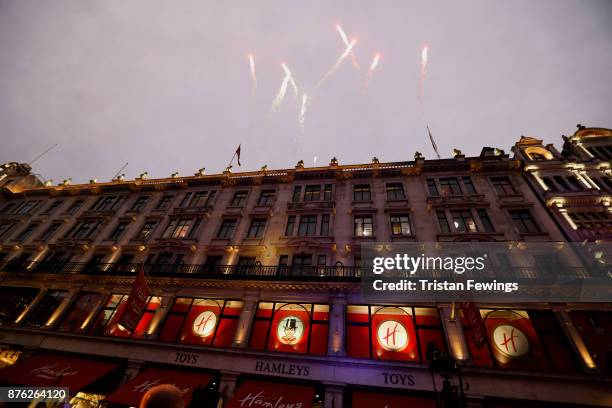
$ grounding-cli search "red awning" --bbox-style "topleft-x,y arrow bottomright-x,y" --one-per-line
225,380 -> 315,408
0,353 -> 119,391
352,390 -> 436,408
106,367 -> 212,407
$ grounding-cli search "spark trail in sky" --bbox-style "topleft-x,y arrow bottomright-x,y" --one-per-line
419,45 -> 429,101
298,94 -> 309,133
248,54 -> 257,95
271,63 -> 299,112
363,53 -> 381,89
336,24 -> 359,68
315,39 -> 357,91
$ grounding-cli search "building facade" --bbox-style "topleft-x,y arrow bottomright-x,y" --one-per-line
0,127 -> 610,408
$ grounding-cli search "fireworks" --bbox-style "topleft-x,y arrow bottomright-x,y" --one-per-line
336,24 -> 359,68
363,53 -> 381,89
271,62 -> 299,112
419,45 -> 429,101
248,54 -> 257,95
315,38 -> 357,91
298,94 -> 309,133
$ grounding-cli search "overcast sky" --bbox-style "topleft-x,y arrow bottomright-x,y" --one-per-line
0,0 -> 610,183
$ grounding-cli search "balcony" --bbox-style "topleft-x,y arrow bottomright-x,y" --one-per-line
0,261 -> 362,281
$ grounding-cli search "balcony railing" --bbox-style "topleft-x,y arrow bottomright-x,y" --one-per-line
0,260 -> 362,281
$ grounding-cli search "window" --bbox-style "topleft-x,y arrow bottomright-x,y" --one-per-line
131,196 -> 149,211
217,219 -> 237,239
66,199 -> 84,214
510,210 -> 540,233
1,202 -> 16,213
58,292 -> 105,333
257,190 -> 275,206
462,177 -> 477,194
386,183 -> 405,200
206,191 -> 217,206
292,254 -> 312,267
136,221 -> 158,240
89,295 -> 162,338
93,195 -> 121,212
292,186 -> 302,202
542,177 -> 556,191
390,215 -> 411,236
14,200 -> 40,215
298,215 -> 317,236
490,177 -> 515,195
24,290 -> 69,328
230,191 -> 248,207
278,255 -> 288,267
202,256 -> 223,273
285,215 -> 296,236
303,185 -> 322,201
247,218 -> 267,238
156,194 -> 174,210
323,184 -> 333,201
0,223 -> 15,240
439,178 -> 462,196
39,222 -> 61,241
569,212 -> 612,229
70,220 -> 102,239
529,152 -> 546,160
109,222 -> 130,241
320,214 -> 330,236
354,216 -> 373,237
162,219 -> 193,239
436,211 -> 450,233
16,223 -> 39,241
191,191 -> 209,207
426,179 -> 439,196
346,305 -> 446,363
566,176 -> 583,191
159,298 -> 242,348
0,286 -> 39,326
353,184 -> 371,201
553,176 -> 569,192
451,210 -> 478,232
249,302 -> 329,355
43,200 -> 64,215
477,209 -> 495,233
179,192 -> 193,207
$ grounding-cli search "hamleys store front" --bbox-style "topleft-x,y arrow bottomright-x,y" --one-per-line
0,288 -> 610,407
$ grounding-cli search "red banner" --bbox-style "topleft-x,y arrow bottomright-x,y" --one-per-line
225,380 -> 314,408
115,265 -> 150,332
353,391 -> 436,408
461,302 -> 486,348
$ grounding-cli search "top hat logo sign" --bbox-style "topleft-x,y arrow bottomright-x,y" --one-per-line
377,320 -> 409,351
277,316 -> 305,345
192,310 -> 217,338
492,324 -> 529,358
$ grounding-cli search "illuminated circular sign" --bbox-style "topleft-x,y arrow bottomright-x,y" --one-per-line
192,310 -> 217,337
377,320 -> 409,351
492,324 -> 529,358
276,316 -> 305,345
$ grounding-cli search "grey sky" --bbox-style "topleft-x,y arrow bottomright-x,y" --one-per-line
0,0 -> 610,183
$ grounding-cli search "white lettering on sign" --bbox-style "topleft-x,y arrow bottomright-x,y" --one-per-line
30,364 -> 79,380
133,378 -> 189,395
238,391 -> 303,408
377,320 -> 409,351
492,324 -> 529,358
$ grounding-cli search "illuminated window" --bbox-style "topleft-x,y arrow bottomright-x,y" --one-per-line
390,215 -> 411,236
451,210 -> 478,232
346,305 -> 446,363
88,294 -> 162,339
136,220 -> 158,241
249,302 -> 329,355
354,216 -> 373,237
159,298 -> 242,348
162,219 -> 193,239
